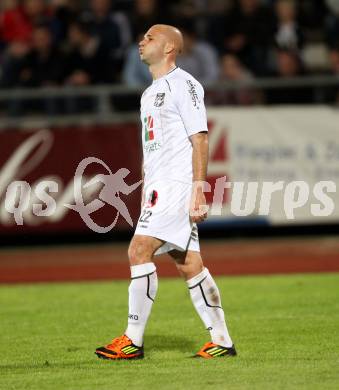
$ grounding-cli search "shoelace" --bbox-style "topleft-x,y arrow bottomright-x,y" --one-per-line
107,336 -> 130,350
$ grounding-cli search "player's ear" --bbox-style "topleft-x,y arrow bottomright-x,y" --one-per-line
164,41 -> 175,55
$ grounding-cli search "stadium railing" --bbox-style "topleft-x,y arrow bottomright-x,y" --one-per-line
0,75 -> 338,130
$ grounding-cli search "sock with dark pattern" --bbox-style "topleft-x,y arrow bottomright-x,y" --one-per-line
187,267 -> 233,347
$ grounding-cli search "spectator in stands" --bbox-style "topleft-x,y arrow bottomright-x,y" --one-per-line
167,0 -> 205,35
122,34 -> 152,86
206,53 -> 257,105
82,0 -> 131,67
0,23 -> 65,114
273,49 -> 305,78
21,23 -> 65,87
328,46 -> 339,103
274,0 -> 303,50
64,19 -> 115,86
0,0 -> 49,87
49,0 -> 80,44
24,0 -> 50,24
205,0 -> 233,54
0,40 -> 31,88
222,0 -> 275,76
0,0 -> 57,57
266,49 -> 312,104
325,0 -> 339,49
297,0 -> 328,32
0,0 -> 34,46
176,23 -> 219,84
62,19 -> 116,113
130,0 -> 165,39
169,0 -> 202,19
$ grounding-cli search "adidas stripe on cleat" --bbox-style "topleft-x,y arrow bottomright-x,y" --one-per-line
194,342 -> 237,359
95,334 -> 144,360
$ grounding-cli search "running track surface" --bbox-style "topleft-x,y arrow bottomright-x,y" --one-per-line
0,237 -> 339,283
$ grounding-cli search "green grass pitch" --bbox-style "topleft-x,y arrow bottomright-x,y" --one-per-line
1,273 -> 339,390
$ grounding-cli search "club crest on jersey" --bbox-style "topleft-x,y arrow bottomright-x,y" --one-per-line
154,93 -> 165,107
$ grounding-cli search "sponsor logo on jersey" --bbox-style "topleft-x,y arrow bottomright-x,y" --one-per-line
144,115 -> 154,141
154,92 -> 165,107
143,115 -> 162,152
186,80 -> 200,108
145,142 -> 161,152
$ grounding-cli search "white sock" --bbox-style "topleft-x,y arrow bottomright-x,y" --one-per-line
125,263 -> 158,347
187,267 -> 233,348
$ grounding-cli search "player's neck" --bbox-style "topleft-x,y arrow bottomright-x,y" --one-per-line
149,61 -> 177,81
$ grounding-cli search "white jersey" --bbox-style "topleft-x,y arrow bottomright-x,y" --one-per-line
140,67 -> 208,186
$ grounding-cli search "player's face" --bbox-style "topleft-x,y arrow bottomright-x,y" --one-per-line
139,27 -> 166,65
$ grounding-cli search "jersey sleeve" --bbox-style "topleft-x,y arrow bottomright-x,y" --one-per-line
175,78 -> 208,137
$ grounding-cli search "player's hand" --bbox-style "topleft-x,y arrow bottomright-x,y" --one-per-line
190,186 -> 208,223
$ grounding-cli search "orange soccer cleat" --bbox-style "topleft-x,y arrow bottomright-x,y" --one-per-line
194,342 -> 237,359
95,334 -> 144,360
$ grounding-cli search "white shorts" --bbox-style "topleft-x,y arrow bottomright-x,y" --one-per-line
134,180 -> 200,255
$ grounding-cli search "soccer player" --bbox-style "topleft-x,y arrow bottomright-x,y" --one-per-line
95,24 -> 236,360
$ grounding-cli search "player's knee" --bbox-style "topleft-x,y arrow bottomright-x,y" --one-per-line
128,239 -> 152,265
176,252 -> 204,280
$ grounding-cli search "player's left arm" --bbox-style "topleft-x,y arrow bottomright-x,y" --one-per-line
175,77 -> 209,222
190,131 -> 209,223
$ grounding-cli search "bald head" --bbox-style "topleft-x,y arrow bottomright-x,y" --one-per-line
151,24 -> 184,55
139,24 -> 184,69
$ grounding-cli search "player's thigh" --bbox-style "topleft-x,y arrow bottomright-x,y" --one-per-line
168,249 -> 204,279
128,234 -> 164,265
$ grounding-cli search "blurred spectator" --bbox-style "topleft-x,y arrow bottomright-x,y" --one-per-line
297,0 -> 328,32
274,0 -> 303,50
168,0 -> 205,36
24,0 -> 50,24
130,0 -> 165,39
64,20 -> 115,86
328,47 -> 339,103
49,0 -> 80,44
122,34 -> 152,86
62,19 -> 117,114
0,0 -> 34,45
169,0 -> 203,19
222,0 -> 275,75
325,0 -> 339,49
176,23 -> 219,84
273,49 -> 305,77
82,0 -> 131,65
0,41 -> 31,88
207,54 -> 257,105
0,23 -> 65,115
205,0 -> 233,53
23,23 -> 65,86
266,49 -> 312,104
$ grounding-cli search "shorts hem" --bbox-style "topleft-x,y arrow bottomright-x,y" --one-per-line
134,231 -> 188,255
